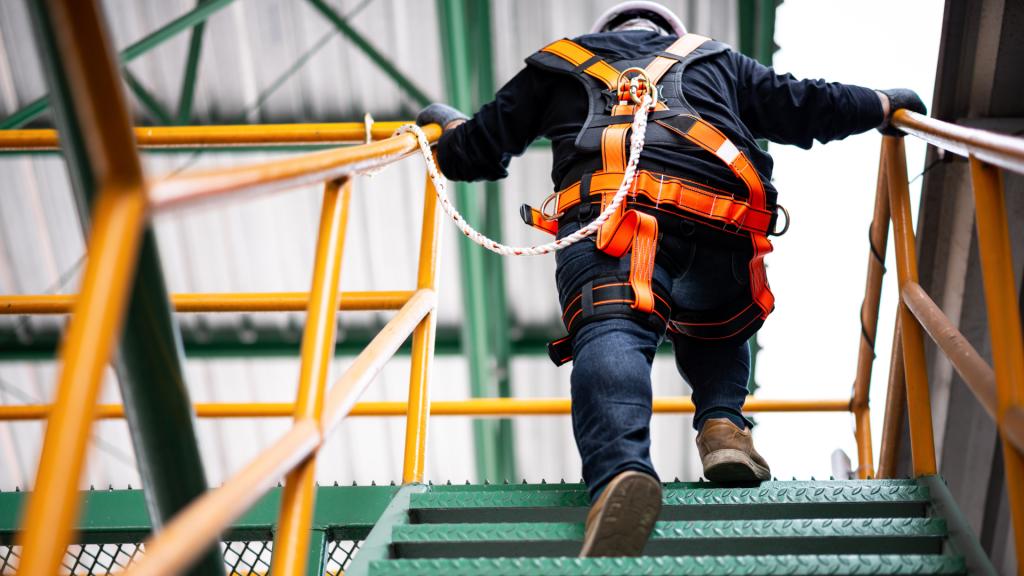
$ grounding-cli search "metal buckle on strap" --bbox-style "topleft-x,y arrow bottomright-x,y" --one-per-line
540,190 -> 564,221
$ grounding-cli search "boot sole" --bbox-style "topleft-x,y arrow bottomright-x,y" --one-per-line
578,472 -> 663,558
702,449 -> 771,482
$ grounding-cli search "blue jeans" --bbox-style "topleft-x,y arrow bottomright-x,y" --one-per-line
555,222 -> 754,498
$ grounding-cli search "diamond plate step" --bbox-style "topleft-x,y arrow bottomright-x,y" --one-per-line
408,484 -> 930,524
391,518 -> 946,559
369,554 -> 966,576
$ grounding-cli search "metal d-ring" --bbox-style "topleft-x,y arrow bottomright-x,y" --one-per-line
771,204 -> 790,236
615,67 -> 658,109
539,191 -> 564,221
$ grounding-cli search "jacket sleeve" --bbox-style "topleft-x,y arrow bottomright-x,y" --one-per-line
730,52 -> 884,149
436,66 -> 547,182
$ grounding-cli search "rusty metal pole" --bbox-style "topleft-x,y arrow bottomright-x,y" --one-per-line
885,136 -> 937,476
968,157 -> 1024,575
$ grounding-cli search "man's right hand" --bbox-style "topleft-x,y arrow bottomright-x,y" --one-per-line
416,103 -> 469,131
876,89 -> 927,137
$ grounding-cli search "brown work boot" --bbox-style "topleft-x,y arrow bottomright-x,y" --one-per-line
696,418 -> 771,482
578,471 -> 662,558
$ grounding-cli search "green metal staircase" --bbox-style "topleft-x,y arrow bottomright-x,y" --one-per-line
345,477 -> 996,576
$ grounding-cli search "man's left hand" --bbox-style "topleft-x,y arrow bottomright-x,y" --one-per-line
416,103 -> 469,131
876,89 -> 927,137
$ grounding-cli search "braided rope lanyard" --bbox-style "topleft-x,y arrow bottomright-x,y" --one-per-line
376,94 -> 653,256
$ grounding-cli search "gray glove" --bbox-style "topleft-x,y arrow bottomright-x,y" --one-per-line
877,89 -> 927,137
415,103 -> 469,129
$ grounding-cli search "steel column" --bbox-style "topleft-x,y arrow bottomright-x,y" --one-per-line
271,178 -> 352,576
402,155 -> 443,484
0,0 -> 238,129
852,147 -> 891,479
885,136 -> 937,476
18,1 -> 149,575
436,0 -> 499,483
468,0 -> 516,483
29,1 -> 222,573
306,0 -> 432,108
967,157 -> 1024,574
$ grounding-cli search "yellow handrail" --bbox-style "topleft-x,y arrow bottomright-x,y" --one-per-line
0,291 -> 414,314
0,122 -> 413,151
0,397 -> 851,421
869,110 -> 1024,573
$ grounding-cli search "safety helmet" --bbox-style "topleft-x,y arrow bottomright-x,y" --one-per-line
590,1 -> 687,37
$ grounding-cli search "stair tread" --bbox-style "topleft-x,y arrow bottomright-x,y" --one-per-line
369,554 -> 965,576
393,518 -> 946,542
410,485 -> 929,509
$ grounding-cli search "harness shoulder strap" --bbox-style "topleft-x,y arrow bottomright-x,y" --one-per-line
539,39 -> 619,89
645,34 -> 711,85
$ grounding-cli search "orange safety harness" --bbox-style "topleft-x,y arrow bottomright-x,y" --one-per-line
521,35 -> 785,366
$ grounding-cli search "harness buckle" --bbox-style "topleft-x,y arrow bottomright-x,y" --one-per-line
616,67 -> 659,109
539,190 -> 564,221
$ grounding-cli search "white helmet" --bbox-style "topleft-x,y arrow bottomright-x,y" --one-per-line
590,1 -> 687,37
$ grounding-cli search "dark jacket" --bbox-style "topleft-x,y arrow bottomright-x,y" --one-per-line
437,29 -> 884,208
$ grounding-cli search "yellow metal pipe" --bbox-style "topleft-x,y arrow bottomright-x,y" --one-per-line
0,122 -> 414,151
852,146 -> 890,480
885,136 -> 937,477
123,421 -> 321,576
877,314 -> 906,480
0,290 -> 414,315
892,109 -> 1024,175
0,397 -> 853,421
403,155 -> 443,484
16,1 -> 149,574
901,281 -> 999,419
147,124 -> 442,213
272,178 -> 352,576
968,157 -> 1024,574
321,289 -> 437,434
124,289 -> 436,576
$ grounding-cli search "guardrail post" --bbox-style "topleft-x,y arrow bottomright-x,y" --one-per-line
877,314 -> 906,479
967,156 -> 1024,572
271,178 -> 352,576
884,136 -> 937,476
17,1 -> 151,575
402,155 -> 443,484
852,146 -> 892,479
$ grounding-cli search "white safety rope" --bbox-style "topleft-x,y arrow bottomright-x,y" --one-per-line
380,95 -> 652,256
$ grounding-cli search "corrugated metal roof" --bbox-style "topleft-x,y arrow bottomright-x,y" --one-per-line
0,0 -> 736,490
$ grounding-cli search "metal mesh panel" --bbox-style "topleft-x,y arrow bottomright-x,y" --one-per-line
325,541 -> 360,576
0,539 -> 361,575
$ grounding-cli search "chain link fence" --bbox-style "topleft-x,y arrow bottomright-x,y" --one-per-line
0,539 -> 361,575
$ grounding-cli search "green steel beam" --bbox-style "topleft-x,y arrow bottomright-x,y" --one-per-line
0,0 -> 237,130
342,484 -> 427,576
306,0 -> 432,108
25,3 -> 222,575
0,485 -> 399,544
0,324 -> 673,361
122,68 -> 174,125
436,0 -> 500,485
176,0 -> 215,125
467,0 -> 516,486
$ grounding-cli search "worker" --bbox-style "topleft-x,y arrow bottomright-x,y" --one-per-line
416,0 -> 926,558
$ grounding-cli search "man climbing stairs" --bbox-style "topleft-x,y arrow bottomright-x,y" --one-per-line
345,476 -> 995,576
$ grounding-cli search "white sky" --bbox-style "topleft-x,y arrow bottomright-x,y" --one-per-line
752,0 -> 945,479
